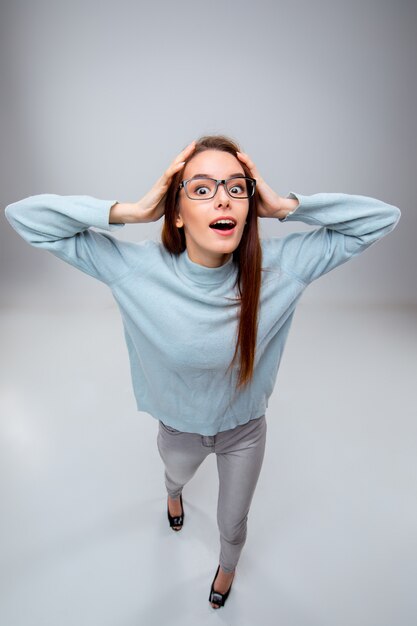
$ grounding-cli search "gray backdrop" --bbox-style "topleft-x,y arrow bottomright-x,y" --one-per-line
1,0 -> 416,310
0,2 -> 416,625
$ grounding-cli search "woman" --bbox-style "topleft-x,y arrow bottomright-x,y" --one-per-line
4,135 -> 401,609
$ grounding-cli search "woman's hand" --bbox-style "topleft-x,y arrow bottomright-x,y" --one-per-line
235,151 -> 297,220
110,140 -> 196,224
136,140 -> 196,222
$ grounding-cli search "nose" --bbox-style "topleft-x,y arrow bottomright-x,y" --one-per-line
215,182 -> 230,207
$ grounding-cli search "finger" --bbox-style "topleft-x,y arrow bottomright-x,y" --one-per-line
236,150 -> 255,169
160,140 -> 196,187
165,159 -> 186,179
176,140 -> 196,162
159,160 -> 186,189
236,151 -> 260,178
166,143 -> 195,175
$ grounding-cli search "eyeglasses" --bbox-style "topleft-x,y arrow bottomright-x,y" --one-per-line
178,176 -> 256,200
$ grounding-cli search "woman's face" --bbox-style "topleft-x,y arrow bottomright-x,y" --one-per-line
176,149 -> 250,268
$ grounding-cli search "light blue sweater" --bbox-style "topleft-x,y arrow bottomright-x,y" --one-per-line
5,192 -> 401,435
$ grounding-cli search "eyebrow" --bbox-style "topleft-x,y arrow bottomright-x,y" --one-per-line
189,172 -> 246,179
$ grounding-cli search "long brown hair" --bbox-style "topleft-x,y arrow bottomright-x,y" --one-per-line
161,135 -> 262,390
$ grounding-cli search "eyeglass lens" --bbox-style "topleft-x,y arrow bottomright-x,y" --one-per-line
185,177 -> 254,199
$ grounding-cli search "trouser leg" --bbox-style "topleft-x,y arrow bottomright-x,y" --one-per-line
215,415 -> 267,572
157,421 -> 211,500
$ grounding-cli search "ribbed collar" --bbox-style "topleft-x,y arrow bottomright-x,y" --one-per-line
176,248 -> 236,285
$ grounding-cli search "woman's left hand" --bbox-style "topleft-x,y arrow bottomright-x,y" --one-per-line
235,151 -> 288,220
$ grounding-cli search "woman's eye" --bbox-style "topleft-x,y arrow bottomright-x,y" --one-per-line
196,187 -> 210,195
230,186 -> 243,194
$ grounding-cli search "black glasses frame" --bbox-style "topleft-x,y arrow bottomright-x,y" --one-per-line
178,176 -> 256,200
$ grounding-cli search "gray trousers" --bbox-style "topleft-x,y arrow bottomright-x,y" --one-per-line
156,414 -> 267,573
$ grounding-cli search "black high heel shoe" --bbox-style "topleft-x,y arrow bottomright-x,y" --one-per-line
208,564 -> 235,608
167,493 -> 184,531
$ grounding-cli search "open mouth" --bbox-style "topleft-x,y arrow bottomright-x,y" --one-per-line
209,218 -> 237,233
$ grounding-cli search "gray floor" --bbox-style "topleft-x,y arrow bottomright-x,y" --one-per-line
1,302 -> 416,626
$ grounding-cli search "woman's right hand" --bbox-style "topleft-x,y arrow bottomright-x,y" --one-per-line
136,140 -> 196,223
109,140 -> 196,224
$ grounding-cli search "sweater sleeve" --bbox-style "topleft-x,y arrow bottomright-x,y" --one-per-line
268,191 -> 401,285
4,193 -> 142,285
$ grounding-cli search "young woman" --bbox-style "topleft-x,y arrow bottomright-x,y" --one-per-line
5,135 -> 401,609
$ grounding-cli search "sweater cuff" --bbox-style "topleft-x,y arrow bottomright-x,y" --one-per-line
278,192 -> 301,222
94,199 -> 125,231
